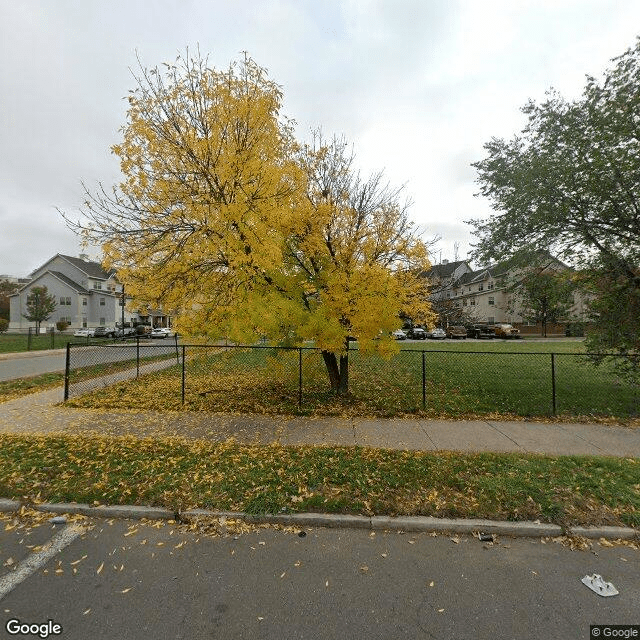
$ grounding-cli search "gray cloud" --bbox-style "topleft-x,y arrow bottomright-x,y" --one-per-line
1,0 -> 640,275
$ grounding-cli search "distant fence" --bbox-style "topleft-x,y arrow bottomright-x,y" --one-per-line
63,342 -> 639,419
0,327 -> 68,351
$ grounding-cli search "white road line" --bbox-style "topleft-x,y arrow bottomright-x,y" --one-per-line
0,524 -> 85,600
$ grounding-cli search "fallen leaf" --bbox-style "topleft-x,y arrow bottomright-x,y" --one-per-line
120,588 -> 132,593
96,562 -> 104,575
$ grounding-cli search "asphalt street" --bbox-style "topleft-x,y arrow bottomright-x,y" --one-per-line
0,517 -> 638,639
0,352 -> 66,382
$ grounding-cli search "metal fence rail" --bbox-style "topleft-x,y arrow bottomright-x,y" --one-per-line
64,342 -> 639,418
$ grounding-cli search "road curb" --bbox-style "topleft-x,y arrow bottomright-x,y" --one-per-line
1,499 -> 637,540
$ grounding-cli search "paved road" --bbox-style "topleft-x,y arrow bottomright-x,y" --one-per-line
0,516 -> 637,639
0,351 -> 66,381
0,342 -> 180,383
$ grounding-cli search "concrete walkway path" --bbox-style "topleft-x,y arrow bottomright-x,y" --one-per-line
0,386 -> 638,457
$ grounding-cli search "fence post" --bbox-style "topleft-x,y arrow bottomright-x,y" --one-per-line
551,353 -> 557,415
298,347 -> 303,410
63,342 -> 71,401
27,327 -> 32,351
422,351 -> 426,409
136,336 -> 140,379
181,345 -> 186,405
50,327 -> 55,350
174,332 -> 179,364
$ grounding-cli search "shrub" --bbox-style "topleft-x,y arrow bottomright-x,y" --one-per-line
56,321 -> 70,331
0,318 -> 8,333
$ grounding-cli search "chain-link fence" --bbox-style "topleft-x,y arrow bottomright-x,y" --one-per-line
64,342 -> 639,419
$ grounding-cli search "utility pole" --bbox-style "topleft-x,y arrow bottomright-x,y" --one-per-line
120,285 -> 125,340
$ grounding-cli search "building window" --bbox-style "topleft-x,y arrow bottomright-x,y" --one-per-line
488,282 -> 494,290
82,317 -> 87,328
463,299 -> 468,307
470,299 -> 476,306
100,298 -> 105,306
66,297 -> 71,305
93,282 -> 102,290
488,317 -> 495,324
59,316 -> 70,323
478,284 -> 483,291
59,297 -> 71,305
99,318 -> 106,325
59,297 -> 65,305
488,297 -> 495,306
82,298 -> 87,306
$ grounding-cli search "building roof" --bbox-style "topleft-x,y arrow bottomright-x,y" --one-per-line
29,254 -> 114,280
58,254 -> 114,280
425,260 -> 469,280
48,271 -> 92,294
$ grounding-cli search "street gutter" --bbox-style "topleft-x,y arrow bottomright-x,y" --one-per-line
1,498 -> 637,540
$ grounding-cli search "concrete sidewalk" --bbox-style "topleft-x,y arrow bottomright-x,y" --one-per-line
0,386 -> 638,456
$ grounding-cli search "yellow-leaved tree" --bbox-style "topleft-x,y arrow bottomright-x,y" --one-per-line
68,51 -> 435,394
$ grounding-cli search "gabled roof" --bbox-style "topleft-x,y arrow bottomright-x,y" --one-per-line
11,270 -> 92,296
48,271 -> 92,294
58,254 -> 114,280
453,260 -> 511,286
425,260 -> 469,280
29,254 -> 114,280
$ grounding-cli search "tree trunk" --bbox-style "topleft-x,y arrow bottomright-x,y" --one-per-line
321,350 -> 349,395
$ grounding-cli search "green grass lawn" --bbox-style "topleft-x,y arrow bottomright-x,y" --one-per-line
64,340 -> 639,420
0,433 -> 637,527
0,332 -> 75,353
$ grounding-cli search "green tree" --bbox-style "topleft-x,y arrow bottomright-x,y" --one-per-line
67,52 -> 434,394
0,318 -> 8,333
0,279 -> 18,320
508,268 -> 576,337
470,39 -> 640,358
23,286 -> 56,333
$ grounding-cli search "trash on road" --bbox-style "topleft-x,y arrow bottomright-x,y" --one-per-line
581,574 -> 619,597
49,516 -> 67,525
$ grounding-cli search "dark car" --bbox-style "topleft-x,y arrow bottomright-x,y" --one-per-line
467,324 -> 496,339
93,326 -> 115,338
406,327 -> 428,340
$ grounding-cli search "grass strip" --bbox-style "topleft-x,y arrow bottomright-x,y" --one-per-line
1,351 -> 177,404
0,372 -> 65,402
0,433 -> 637,527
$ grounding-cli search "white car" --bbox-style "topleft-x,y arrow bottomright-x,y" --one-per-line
429,328 -> 446,340
392,329 -> 407,340
73,328 -> 95,338
150,327 -> 173,339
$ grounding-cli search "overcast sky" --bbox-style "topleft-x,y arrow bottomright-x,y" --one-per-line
1,0 -> 639,276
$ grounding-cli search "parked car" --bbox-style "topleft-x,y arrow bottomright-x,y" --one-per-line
406,327 -> 428,340
73,328 -> 95,338
115,327 -> 137,338
428,328 -> 446,340
467,324 -> 496,339
93,326 -> 116,338
150,327 -> 173,339
392,329 -> 407,340
493,323 -> 521,339
446,325 -> 467,339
